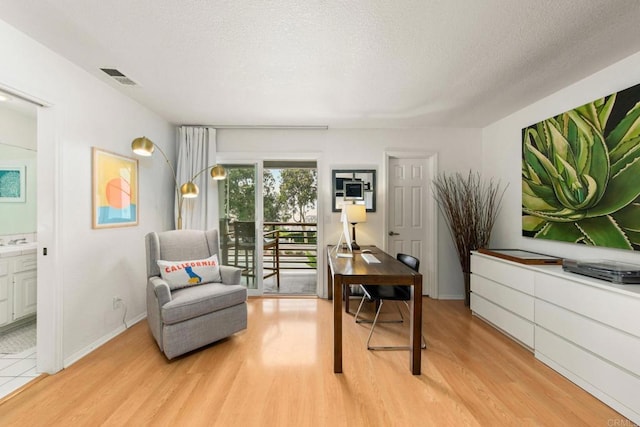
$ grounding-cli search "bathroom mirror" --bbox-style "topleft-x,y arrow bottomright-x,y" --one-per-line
0,99 -> 37,236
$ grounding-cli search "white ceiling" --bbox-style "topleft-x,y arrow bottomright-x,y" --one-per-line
2,0 -> 640,128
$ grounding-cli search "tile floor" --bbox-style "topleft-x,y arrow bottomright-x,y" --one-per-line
0,347 -> 38,399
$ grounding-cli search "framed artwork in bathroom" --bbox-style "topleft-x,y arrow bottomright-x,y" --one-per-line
92,147 -> 139,229
0,165 -> 26,202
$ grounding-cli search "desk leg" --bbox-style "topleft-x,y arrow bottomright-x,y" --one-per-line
344,284 -> 350,313
410,275 -> 423,375
333,274 -> 343,373
327,262 -> 333,300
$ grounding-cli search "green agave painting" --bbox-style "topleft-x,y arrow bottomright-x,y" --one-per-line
522,82 -> 640,250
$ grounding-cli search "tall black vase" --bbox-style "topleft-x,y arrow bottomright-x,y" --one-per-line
463,271 -> 471,307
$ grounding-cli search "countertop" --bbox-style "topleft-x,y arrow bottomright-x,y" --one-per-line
0,242 -> 37,257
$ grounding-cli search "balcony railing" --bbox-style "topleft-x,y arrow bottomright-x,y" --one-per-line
220,221 -> 318,273
264,222 -> 317,270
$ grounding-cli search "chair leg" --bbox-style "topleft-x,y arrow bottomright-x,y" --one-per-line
366,301 -> 427,351
354,295 -> 368,323
366,300 -> 385,349
402,301 -> 427,349
355,298 -> 403,324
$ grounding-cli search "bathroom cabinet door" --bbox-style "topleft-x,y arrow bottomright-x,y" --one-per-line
13,270 -> 37,321
0,260 -> 9,326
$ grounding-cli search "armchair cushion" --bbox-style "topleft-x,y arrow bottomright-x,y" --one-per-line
157,254 -> 222,290
162,283 -> 247,325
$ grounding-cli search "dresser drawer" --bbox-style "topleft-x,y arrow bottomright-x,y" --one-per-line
471,293 -> 534,348
471,274 -> 534,321
471,254 -> 534,295
536,299 -> 640,376
536,326 -> 640,422
535,273 -> 640,338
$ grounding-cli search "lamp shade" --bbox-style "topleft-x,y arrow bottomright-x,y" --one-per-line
131,136 -> 155,156
345,204 -> 367,223
210,164 -> 227,180
180,182 -> 199,198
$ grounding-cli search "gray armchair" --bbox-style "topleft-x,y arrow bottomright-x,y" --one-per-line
145,229 -> 247,359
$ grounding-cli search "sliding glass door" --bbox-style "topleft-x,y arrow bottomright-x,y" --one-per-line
262,161 -> 317,295
217,163 -> 260,291
216,159 -> 319,296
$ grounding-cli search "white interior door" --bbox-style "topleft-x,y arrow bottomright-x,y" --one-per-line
387,157 -> 436,296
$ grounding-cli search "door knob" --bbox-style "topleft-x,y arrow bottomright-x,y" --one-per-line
388,231 -> 400,236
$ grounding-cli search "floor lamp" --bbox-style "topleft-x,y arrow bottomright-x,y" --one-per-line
131,136 -> 227,229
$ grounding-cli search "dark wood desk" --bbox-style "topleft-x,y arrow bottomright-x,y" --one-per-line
327,246 -> 423,375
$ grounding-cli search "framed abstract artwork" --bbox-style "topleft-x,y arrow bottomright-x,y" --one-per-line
0,165 -> 26,202
92,147 -> 139,229
331,169 -> 376,212
522,82 -> 640,251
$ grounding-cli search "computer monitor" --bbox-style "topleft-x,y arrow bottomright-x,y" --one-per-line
334,204 -> 353,257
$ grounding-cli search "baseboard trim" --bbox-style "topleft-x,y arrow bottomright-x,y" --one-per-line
63,313 -> 146,368
437,294 -> 465,300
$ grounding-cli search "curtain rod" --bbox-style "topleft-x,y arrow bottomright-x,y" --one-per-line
180,124 -> 329,130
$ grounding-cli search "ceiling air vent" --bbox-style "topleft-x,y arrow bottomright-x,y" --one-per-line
100,68 -> 138,86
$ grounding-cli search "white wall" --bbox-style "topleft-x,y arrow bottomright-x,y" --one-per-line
217,127 -> 482,299
483,50 -> 640,265
0,19 -> 175,370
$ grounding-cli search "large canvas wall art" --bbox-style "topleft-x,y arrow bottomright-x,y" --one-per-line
92,147 -> 139,229
522,82 -> 640,250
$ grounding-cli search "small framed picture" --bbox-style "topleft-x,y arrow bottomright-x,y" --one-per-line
343,181 -> 364,201
92,147 -> 139,229
0,165 -> 26,202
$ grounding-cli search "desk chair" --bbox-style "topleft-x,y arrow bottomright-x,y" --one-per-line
354,253 -> 427,351
263,229 -> 280,288
232,221 -> 280,287
233,221 -> 256,284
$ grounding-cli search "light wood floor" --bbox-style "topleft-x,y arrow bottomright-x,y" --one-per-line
0,298 -> 628,426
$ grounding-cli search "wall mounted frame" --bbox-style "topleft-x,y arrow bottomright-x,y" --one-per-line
0,164 -> 26,202
92,147 -> 139,228
522,82 -> 640,251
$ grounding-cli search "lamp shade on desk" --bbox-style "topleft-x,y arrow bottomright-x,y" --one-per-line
345,204 -> 366,249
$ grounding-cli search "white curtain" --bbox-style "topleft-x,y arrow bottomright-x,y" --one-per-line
176,126 -> 218,230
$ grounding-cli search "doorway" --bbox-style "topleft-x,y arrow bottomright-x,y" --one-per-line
216,159 -> 318,296
0,90 -> 39,397
386,153 -> 438,297
263,161 -> 317,296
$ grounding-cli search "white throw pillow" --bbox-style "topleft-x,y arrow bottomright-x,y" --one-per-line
157,254 -> 222,290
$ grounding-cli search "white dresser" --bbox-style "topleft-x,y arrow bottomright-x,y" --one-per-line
470,251 -> 640,424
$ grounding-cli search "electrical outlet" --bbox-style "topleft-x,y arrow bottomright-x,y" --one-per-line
112,296 -> 123,310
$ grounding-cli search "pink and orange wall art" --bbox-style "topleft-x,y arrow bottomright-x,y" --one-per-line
92,147 -> 138,228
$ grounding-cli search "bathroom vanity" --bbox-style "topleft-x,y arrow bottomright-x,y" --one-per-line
0,243 -> 37,329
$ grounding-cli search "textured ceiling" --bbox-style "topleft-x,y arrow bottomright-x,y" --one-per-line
1,0 -> 640,128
